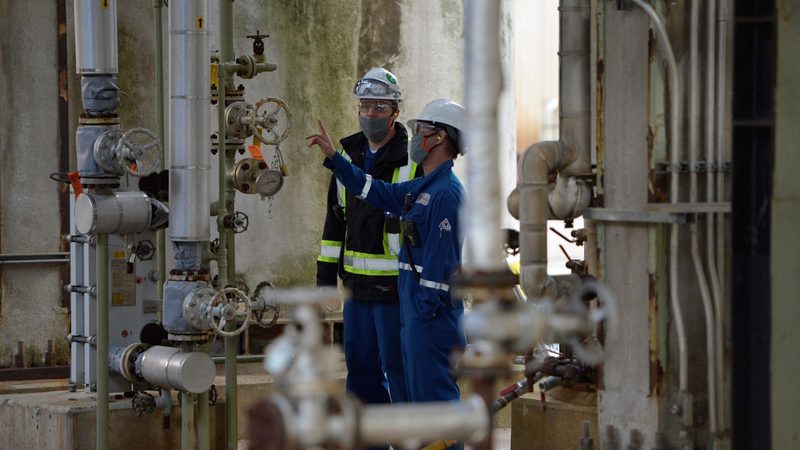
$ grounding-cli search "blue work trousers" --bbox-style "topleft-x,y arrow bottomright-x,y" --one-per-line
343,299 -> 408,405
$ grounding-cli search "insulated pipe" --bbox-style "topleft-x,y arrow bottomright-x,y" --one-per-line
559,0 -> 592,175
74,0 -> 118,74
631,0 -> 689,397
464,0 -> 505,271
690,0 -> 718,435
518,141 -> 576,296
96,233 -> 109,450
169,0 -> 210,244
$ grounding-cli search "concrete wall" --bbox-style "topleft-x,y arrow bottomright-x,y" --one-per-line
772,0 -> 800,447
0,1 -> 69,366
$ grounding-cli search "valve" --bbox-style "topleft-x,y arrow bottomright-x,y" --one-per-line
130,239 -> 156,262
250,97 -> 292,145
561,280 -> 617,366
209,287 -> 253,337
246,30 -> 269,61
93,128 -> 125,174
253,281 -> 280,328
132,391 -> 157,417
223,211 -> 249,233
115,128 -> 162,177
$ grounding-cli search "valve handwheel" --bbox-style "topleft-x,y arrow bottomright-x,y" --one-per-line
251,97 -> 292,145
209,287 -> 253,337
116,128 -> 162,177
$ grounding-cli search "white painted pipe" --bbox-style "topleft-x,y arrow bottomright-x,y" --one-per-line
705,0 -> 725,436
359,395 -> 489,447
168,0 -> 210,243
714,0 -> 729,432
690,0 -> 718,434
631,0 -> 688,394
559,0 -> 592,175
464,0 -> 504,271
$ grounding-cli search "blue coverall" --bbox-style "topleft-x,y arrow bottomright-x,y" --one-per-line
324,153 -> 467,403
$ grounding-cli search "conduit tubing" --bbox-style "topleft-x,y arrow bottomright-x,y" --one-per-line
630,0 -> 689,396
705,0 -> 725,438
714,0 -> 729,433
96,233 -> 109,450
689,0 -> 719,435
154,0 -> 166,321
464,0 -> 504,271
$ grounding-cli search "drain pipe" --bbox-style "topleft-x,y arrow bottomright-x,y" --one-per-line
689,0 -> 719,437
630,0 -> 691,437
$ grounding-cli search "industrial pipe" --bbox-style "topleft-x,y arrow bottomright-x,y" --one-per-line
689,0 -> 719,435
96,233 -> 109,450
559,0 -> 592,175
463,0 -> 505,271
73,0 -> 118,74
631,0 -> 689,401
358,395 -> 489,447
154,0 -> 166,322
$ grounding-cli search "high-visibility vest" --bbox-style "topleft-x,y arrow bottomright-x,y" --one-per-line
318,150 -> 417,277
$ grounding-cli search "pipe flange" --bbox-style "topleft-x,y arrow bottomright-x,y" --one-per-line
182,284 -> 216,331
225,101 -> 256,139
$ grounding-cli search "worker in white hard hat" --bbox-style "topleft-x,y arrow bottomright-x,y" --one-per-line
308,99 -> 468,415
315,68 -> 422,426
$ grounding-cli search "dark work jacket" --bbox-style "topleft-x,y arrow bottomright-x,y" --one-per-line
316,122 -> 423,301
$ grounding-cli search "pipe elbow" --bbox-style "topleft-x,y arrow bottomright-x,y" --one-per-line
519,141 -> 563,184
548,175 -> 592,220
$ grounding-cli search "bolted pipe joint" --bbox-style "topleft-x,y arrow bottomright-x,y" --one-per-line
548,175 -> 592,219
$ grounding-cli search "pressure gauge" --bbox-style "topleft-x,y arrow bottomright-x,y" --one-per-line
256,170 -> 284,197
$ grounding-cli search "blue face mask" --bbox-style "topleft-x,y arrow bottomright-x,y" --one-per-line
359,116 -> 392,143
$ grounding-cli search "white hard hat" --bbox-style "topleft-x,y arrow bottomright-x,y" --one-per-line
407,99 -> 466,153
353,67 -> 402,101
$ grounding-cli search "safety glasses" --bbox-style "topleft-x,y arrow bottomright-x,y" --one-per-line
358,101 -> 392,114
413,122 -> 441,135
353,79 -> 401,99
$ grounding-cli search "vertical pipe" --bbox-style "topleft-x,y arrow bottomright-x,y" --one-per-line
218,3 -> 238,449
560,0 -> 592,175
705,0 -> 725,438
630,0 -> 688,394
714,0 -> 729,432
154,0 -> 166,321
690,0 -> 718,434
169,0 -> 210,244
197,342 -> 211,450
463,0 -> 504,271
182,391 -> 197,450
96,233 -> 109,450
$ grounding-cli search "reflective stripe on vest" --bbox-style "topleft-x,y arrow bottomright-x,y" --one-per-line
317,239 -> 342,263
335,151 -> 418,275
343,252 -> 399,276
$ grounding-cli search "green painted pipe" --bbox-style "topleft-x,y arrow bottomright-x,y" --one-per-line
181,391 -> 196,450
218,2 -> 239,449
197,342 -> 211,450
154,0 -> 166,322
96,233 -> 109,450
212,354 -> 264,364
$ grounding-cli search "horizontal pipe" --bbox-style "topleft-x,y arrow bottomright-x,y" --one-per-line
0,253 -> 70,264
358,395 -> 489,447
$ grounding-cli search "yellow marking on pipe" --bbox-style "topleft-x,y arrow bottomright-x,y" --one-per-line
112,251 -> 126,259
100,0 -> 109,9
197,16 -> 205,29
